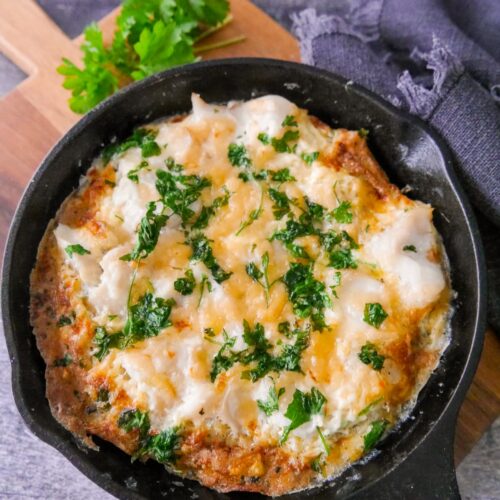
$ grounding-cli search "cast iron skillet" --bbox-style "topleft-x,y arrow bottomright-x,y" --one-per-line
2,59 -> 486,499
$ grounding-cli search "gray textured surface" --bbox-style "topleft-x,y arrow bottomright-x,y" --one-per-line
0,1 -> 499,499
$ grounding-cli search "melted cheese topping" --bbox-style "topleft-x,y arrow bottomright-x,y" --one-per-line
52,95 -> 449,471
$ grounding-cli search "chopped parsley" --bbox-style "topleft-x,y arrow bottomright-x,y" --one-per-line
358,128 -> 369,138
364,419 -> 389,451
227,143 -> 251,167
209,321 -> 310,383
329,248 -> 357,269
281,387 -> 327,443
102,128 -> 160,163
236,188 -> 263,235
56,313 -> 75,327
271,129 -> 299,154
403,244 -> 417,252
174,269 -> 196,295
155,167 -> 211,225
257,132 -> 271,145
53,354 -> 73,367
127,160 -> 149,183
269,168 -> 296,184
363,303 -> 388,328
358,396 -> 384,417
65,244 -> 90,257
257,382 -> 285,416
120,201 -> 167,261
300,151 -> 319,165
189,234 -> 232,284
245,252 -> 279,306
192,189 -> 230,230
321,230 -> 358,270
268,188 -> 292,220
138,427 -> 180,463
282,114 -> 298,127
331,201 -> 353,224
197,273 -> 213,307
118,408 -> 180,464
330,271 -> 342,298
358,342 -> 385,371
316,426 -> 331,455
93,293 -> 175,360
209,330 -> 237,382
282,263 -> 331,330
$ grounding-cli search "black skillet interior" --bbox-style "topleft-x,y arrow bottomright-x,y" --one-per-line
2,59 -> 486,500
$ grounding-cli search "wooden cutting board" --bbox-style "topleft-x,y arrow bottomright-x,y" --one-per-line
0,0 -> 498,466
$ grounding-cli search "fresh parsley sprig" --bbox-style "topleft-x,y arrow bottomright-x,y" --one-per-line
58,0 -> 241,114
245,252 -> 280,306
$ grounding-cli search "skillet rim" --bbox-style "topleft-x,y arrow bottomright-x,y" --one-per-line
1,57 -> 487,499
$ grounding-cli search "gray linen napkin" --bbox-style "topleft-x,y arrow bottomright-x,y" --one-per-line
255,0 -> 500,331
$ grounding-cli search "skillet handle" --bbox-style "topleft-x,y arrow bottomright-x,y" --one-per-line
354,413 -> 461,499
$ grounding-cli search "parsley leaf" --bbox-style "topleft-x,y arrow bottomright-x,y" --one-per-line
403,244 -> 417,252
331,201 -> 353,224
197,273 -> 213,307
271,129 -> 300,154
59,0 -> 232,114
192,188 -> 230,229
189,234 -> 232,283
363,303 -> 388,329
57,24 -> 118,114
281,387 -> 327,443
121,201 -> 168,261
118,408 -> 150,438
65,244 -> 90,257
127,160 -> 149,183
138,427 -> 181,463
358,342 -> 385,371
358,396 -> 384,417
257,132 -> 271,145
156,167 -> 211,225
236,188 -> 264,235
282,115 -> 298,127
329,248 -> 357,269
269,168 -> 296,184
228,143 -> 251,167
93,294 -> 175,359
282,263 -> 331,329
103,128 -> 161,163
257,382 -> 285,416
268,188 -> 292,220
210,330 -> 237,382
174,269 -> 196,295
300,151 -> 319,165
57,313 -> 75,327
364,419 -> 388,451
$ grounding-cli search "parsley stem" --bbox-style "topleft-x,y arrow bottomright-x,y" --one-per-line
236,186 -> 264,236
195,35 -> 246,54
195,15 -> 233,42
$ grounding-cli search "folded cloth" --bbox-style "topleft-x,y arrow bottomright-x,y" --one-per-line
255,0 -> 500,331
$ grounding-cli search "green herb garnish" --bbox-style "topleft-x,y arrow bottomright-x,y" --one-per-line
271,130 -> 300,154
58,0 -> 236,114
257,132 -> 271,145
65,244 -> 90,257
155,168 -> 211,225
282,263 -> 331,329
120,201 -> 168,261
269,168 -> 296,184
209,330 -> 237,382
281,387 -> 327,443
127,160 -> 149,183
245,252 -> 279,306
189,233 -> 232,283
57,313 -> 75,327
103,128 -> 160,163
403,244 -> 417,252
282,115 -> 298,127
192,189 -> 230,230
358,396 -> 384,417
257,382 -> 285,416
236,188 -> 263,235
363,303 -> 388,329
268,188 -> 292,220
300,151 -> 319,165
197,273 -> 213,307
331,201 -> 353,224
364,419 -> 388,451
358,342 -> 385,371
174,269 -> 196,295
228,143 -> 251,167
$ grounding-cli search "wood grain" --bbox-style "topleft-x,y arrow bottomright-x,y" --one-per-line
0,0 -> 498,465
